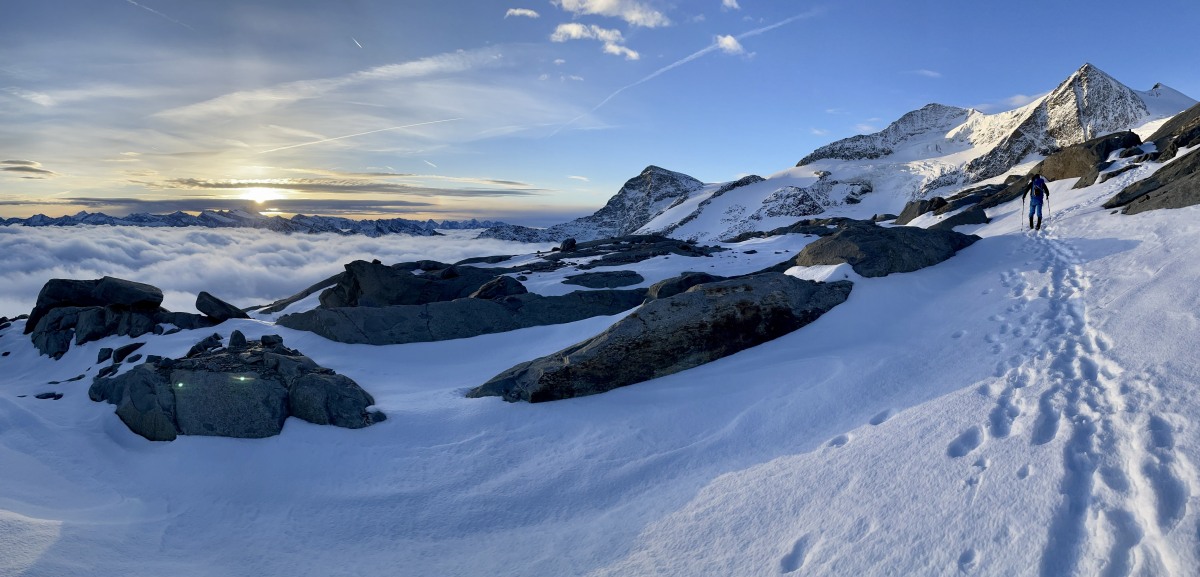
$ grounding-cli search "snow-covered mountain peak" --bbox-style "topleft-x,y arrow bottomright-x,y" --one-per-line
797,103 -> 971,166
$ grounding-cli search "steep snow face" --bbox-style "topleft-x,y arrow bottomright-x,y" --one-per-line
797,104 -> 972,165
1137,83 -> 1198,119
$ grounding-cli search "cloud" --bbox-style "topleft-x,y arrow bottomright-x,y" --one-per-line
567,175 -> 590,181
2,160 -> 41,166
552,0 -> 670,28
3,87 -> 55,107
1,160 -> 56,178
715,35 -> 745,55
912,69 -> 942,78
855,123 -> 878,133
554,59 -> 566,65
124,0 -> 194,31
152,177 -> 544,198
0,226 -> 546,318
505,8 -> 540,18
550,23 -> 640,60
1005,93 -> 1040,107
1,166 -> 56,176
722,0 -> 741,10
810,128 -> 829,136
423,159 -> 438,168
157,47 -> 505,121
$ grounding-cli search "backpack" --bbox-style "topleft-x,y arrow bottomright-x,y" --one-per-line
1032,178 -> 1047,200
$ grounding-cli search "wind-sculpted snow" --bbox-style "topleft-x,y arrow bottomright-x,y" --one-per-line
0,226 -> 542,318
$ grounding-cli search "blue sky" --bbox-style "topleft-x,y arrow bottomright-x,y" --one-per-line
2,0 -> 1198,226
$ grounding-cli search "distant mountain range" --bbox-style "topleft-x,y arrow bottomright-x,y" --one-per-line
1,210 -> 508,237
483,63 -> 1197,243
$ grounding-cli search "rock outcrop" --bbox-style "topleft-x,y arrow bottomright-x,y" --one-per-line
1038,131 -> 1142,188
319,260 -> 502,308
562,271 -> 645,289
1104,149 -> 1200,214
196,291 -> 250,322
25,277 -> 212,359
278,289 -> 647,345
468,274 -> 852,402
88,334 -> 384,441
792,221 -> 980,277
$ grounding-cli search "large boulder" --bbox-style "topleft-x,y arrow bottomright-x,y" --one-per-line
277,289 -> 647,345
646,272 -> 725,300
1104,149 -> 1200,214
929,206 -> 991,231
792,221 -> 979,277
468,274 -> 852,402
319,260 -> 499,308
89,335 -> 384,441
469,276 -> 528,300
196,291 -> 250,322
1147,101 -> 1200,162
26,276 -> 163,334
895,197 -> 948,225
1038,131 -> 1142,188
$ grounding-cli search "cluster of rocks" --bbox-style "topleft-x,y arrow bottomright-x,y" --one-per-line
22,277 -> 252,359
1103,102 -> 1200,214
89,331 -> 384,441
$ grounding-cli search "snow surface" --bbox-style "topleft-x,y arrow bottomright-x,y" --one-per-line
4,161 -> 1200,575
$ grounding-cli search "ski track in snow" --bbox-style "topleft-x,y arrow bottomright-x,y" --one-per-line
958,193 -> 1196,576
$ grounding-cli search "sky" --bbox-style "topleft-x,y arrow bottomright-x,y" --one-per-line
2,0 -> 1198,226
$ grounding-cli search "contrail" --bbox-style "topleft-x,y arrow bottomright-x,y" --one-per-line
552,9 -> 822,135
258,118 -> 462,154
124,0 -> 194,30
352,37 -> 363,49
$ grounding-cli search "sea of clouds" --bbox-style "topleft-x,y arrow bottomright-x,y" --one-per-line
0,226 -> 544,318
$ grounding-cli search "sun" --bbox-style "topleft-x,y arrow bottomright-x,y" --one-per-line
239,187 -> 284,204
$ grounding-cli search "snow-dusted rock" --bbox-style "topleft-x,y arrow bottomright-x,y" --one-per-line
792,221 -> 980,277
196,291 -> 249,322
467,274 -> 853,403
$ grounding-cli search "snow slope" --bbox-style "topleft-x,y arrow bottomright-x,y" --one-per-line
3,146 -> 1200,575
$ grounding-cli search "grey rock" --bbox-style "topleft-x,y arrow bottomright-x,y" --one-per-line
126,354 -> 142,364
89,337 -> 382,441
98,347 -> 113,364
97,364 -> 121,379
793,221 -> 980,277
469,276 -> 528,300
186,333 -> 223,357
196,291 -> 250,322
288,373 -> 382,428
278,289 -> 647,346
1107,149 -> 1200,214
1148,101 -> 1200,162
252,272 -> 346,315
260,334 -> 283,347
229,330 -> 248,348
30,307 -> 84,359
171,369 -> 288,438
113,342 -> 145,363
562,270 -> 645,289
929,206 -> 991,231
26,276 -> 163,333
469,274 -> 853,402
559,238 -> 577,252
895,197 -> 948,225
319,260 -> 498,308
1038,131 -> 1141,188
646,272 -> 725,300
872,213 -> 899,222
35,392 -> 64,400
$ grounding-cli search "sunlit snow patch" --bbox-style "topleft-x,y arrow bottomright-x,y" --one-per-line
784,262 -> 863,283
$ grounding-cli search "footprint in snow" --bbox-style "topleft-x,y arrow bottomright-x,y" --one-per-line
957,548 -> 979,573
869,409 -> 895,426
947,426 -> 985,458
779,534 -> 815,574
827,434 -> 850,448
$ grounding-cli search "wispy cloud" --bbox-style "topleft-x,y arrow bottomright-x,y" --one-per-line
157,47 -> 504,121
567,175 -> 590,181
352,37 -> 363,49
721,0 -> 741,10
1005,93 -> 1043,107
911,69 -> 942,78
855,123 -> 878,133
124,0 -> 194,31
1,160 -> 56,178
552,0 -> 670,28
505,8 -> 540,18
258,118 -> 463,154
152,177 -> 543,198
810,128 -> 829,136
553,9 -> 822,134
423,159 -> 438,168
551,23 -> 640,60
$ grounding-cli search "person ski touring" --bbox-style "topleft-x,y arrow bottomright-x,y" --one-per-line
1024,173 -> 1049,230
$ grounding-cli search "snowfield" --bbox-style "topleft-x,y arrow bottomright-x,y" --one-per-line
3,157 -> 1200,576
